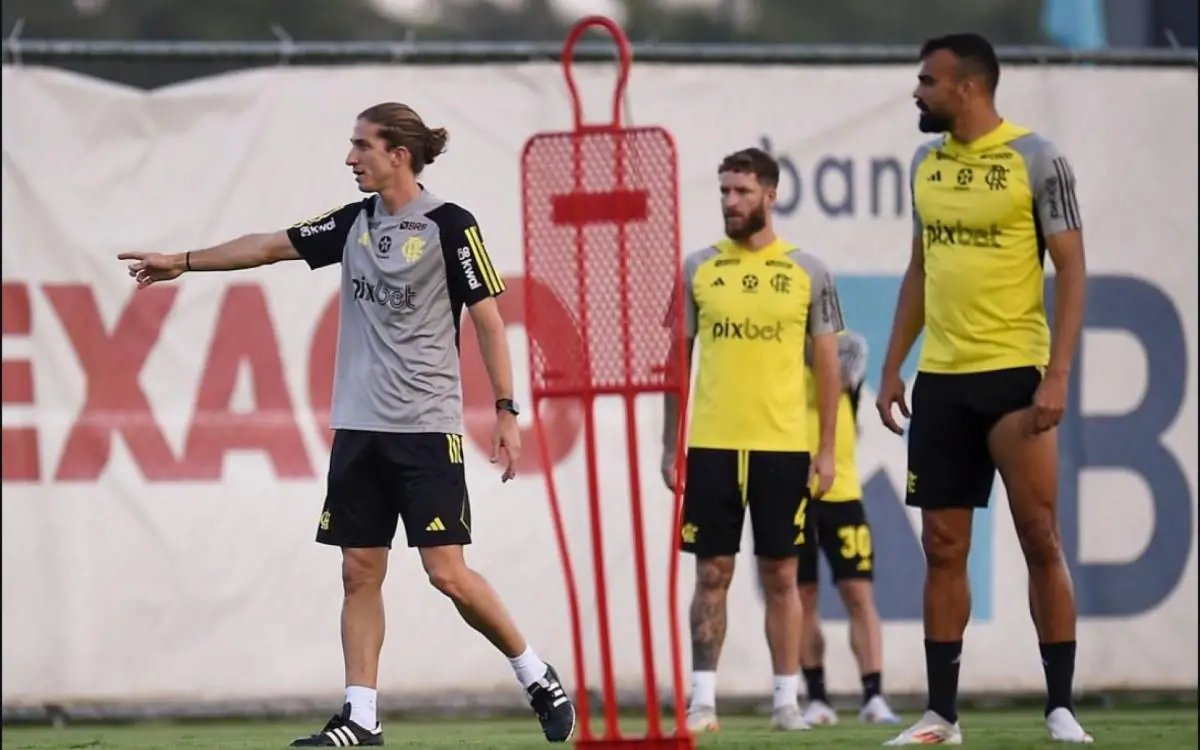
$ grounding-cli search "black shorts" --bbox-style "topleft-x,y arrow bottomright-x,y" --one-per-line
796,499 -> 874,585
679,448 -> 810,559
906,366 -> 1042,511
316,430 -> 472,549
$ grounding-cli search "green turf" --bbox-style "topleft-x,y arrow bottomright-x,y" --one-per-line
2,708 -> 1196,749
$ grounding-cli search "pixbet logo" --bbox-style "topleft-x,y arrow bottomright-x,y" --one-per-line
924,220 -> 1003,248
351,275 -> 416,311
711,317 -> 782,342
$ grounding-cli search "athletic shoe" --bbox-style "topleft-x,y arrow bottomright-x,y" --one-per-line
883,710 -> 963,745
289,702 -> 383,747
1046,707 -> 1094,743
526,664 -> 576,743
803,700 -> 839,726
770,704 -> 811,731
860,695 -> 902,724
685,705 -> 719,733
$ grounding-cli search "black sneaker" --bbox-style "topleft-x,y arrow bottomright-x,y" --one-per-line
290,702 -> 384,746
526,664 -> 576,743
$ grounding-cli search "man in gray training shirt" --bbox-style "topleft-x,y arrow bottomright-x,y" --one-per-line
119,102 -> 576,748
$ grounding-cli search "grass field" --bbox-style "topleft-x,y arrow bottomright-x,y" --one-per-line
3,708 -> 1196,750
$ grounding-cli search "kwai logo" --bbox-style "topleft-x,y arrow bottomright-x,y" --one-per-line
298,216 -> 336,238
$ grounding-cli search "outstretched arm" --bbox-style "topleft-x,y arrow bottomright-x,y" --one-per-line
120,201 -> 362,286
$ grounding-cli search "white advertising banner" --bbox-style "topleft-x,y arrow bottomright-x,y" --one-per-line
2,62 -> 1196,706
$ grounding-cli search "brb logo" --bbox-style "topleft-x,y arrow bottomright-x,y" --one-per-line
351,275 -> 416,312
711,318 -> 783,342
924,220 -> 1003,248
806,274 -> 1195,623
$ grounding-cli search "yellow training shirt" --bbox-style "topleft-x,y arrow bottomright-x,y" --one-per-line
910,121 -> 1082,374
680,237 -> 844,453
804,330 -> 868,501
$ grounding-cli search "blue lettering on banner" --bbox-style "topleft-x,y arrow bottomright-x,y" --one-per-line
1050,276 -> 1193,618
758,136 -> 908,220
782,274 -> 1194,624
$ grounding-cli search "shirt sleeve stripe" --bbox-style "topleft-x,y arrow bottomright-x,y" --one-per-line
825,277 -> 846,332
465,225 -> 505,295
1051,157 -> 1082,230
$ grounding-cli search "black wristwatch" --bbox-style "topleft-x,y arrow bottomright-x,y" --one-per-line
496,398 -> 520,416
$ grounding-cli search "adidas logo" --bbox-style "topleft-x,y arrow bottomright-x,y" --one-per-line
547,682 -> 569,708
426,517 -> 446,532
927,170 -> 943,182
710,278 -> 725,287
322,724 -> 379,746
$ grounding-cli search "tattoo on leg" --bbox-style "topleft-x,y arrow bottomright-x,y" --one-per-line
690,594 -> 726,671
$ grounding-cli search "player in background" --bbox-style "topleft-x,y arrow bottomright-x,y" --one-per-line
661,147 -> 844,734
119,102 -> 575,747
876,34 -> 1091,745
796,329 -> 901,727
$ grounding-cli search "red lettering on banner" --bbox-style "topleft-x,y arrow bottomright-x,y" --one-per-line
182,284 -> 314,479
459,276 -> 583,473
45,284 -> 182,481
307,293 -> 339,450
2,282 -> 40,481
7,276 -> 584,484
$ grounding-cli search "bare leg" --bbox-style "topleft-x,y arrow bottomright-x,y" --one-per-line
341,548 -> 389,689
691,556 -> 735,672
838,580 -> 883,677
688,555 -> 734,715
921,508 -> 973,724
797,584 -> 824,672
988,411 -> 1078,716
419,545 -> 576,742
988,412 -> 1076,643
419,545 -> 526,657
757,556 -> 803,678
922,509 -> 973,641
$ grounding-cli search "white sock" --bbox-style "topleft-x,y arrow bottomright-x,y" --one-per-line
508,645 -> 548,688
772,674 -> 799,710
345,685 -> 377,729
690,670 -> 717,709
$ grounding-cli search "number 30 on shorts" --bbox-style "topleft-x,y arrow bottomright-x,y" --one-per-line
838,524 -> 873,565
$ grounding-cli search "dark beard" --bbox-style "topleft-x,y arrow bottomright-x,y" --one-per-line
918,112 -> 953,133
725,208 -> 767,242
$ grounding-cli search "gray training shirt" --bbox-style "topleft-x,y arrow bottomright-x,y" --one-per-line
287,190 -> 505,434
